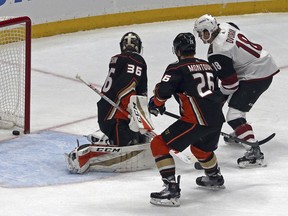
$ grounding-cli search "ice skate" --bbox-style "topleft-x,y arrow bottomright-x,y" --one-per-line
237,146 -> 265,168
86,130 -> 110,145
196,168 -> 225,189
150,175 -> 181,207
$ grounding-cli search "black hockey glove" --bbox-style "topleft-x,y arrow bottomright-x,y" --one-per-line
148,96 -> 166,117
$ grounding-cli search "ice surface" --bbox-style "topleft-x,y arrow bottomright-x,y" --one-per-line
0,13 -> 288,216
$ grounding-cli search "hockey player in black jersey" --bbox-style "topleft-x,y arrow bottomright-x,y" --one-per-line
194,14 -> 279,168
65,32 -> 155,174
148,33 -> 226,207
96,32 -> 148,146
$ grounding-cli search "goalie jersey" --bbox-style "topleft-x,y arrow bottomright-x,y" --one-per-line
97,51 -> 147,122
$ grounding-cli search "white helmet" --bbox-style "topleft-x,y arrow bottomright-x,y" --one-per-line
194,14 -> 218,43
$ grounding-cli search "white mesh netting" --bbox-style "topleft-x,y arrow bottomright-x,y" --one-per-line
0,17 -> 28,129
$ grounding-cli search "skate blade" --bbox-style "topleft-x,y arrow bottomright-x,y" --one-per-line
238,159 -> 267,168
197,184 -> 226,190
150,197 -> 180,207
238,162 -> 267,169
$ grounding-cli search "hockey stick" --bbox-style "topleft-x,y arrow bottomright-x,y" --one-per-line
76,74 -> 154,131
75,74 -> 131,118
220,132 -> 276,147
75,74 -> 195,164
142,130 -> 195,164
163,111 -> 276,147
163,111 -> 180,119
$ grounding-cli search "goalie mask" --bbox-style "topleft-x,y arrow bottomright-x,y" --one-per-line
173,32 -> 196,56
194,14 -> 218,43
120,32 -> 142,54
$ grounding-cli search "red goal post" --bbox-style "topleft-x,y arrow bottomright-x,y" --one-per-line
0,16 -> 31,134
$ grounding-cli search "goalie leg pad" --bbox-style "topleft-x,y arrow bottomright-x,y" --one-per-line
65,144 -> 91,174
88,143 -> 155,172
65,143 -> 155,173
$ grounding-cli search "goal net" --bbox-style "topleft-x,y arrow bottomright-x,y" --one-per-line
0,16 -> 31,134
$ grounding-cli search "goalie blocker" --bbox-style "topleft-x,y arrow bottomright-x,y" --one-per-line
127,95 -> 154,133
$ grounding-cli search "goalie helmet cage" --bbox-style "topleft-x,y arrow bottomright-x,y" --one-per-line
0,16 -> 31,134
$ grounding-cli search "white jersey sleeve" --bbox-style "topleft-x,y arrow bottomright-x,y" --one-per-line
208,23 -> 279,81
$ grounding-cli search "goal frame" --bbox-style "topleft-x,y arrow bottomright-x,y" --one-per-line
0,16 -> 31,134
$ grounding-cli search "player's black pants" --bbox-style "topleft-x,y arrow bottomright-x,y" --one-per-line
161,120 -> 223,153
229,77 -> 273,112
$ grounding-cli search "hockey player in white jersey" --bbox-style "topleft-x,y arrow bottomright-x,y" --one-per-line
194,14 -> 279,168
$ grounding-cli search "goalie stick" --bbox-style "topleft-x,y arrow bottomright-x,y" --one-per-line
75,74 -> 131,118
144,130 -> 196,164
76,74 -> 154,131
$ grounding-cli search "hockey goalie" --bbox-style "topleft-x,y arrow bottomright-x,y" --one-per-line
65,95 -> 155,173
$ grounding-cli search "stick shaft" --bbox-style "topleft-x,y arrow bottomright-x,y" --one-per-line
75,74 -> 131,118
164,111 -> 180,119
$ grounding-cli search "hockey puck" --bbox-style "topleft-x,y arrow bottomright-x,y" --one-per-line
12,130 -> 20,136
